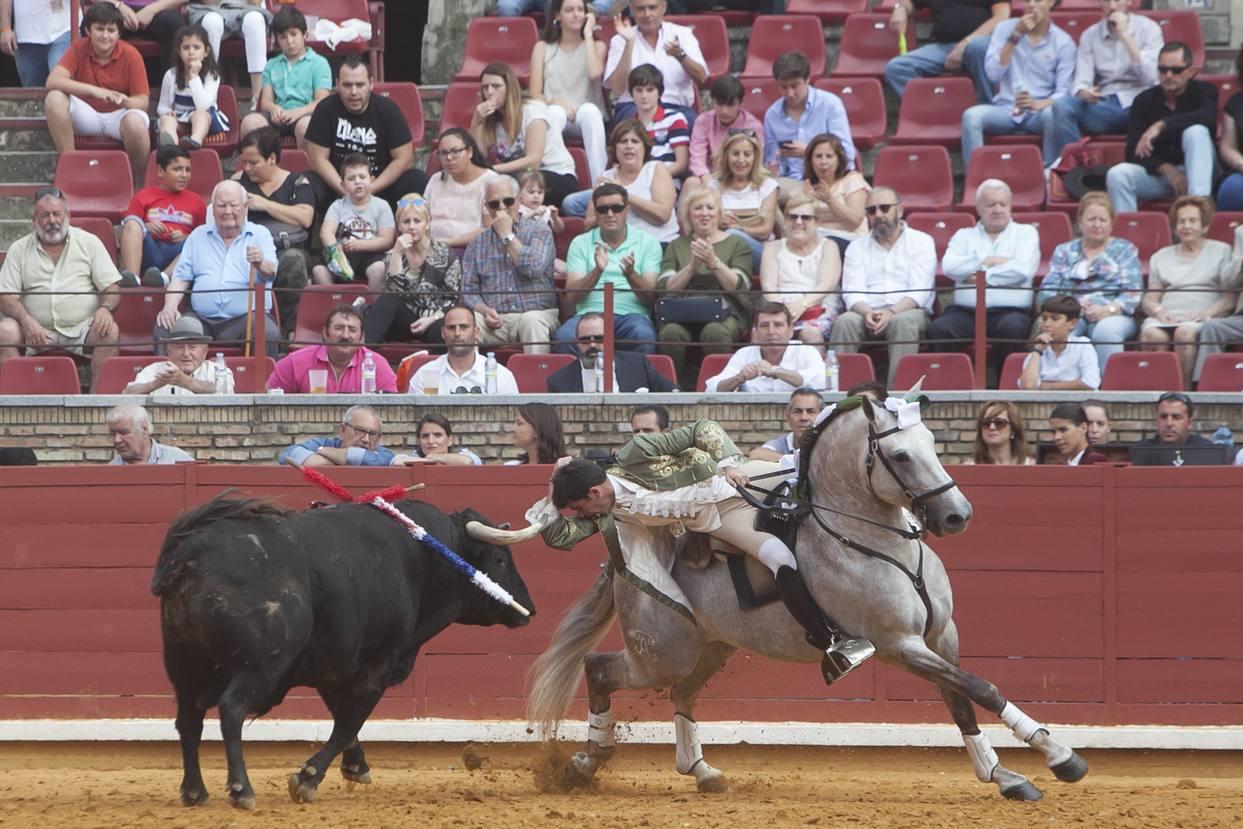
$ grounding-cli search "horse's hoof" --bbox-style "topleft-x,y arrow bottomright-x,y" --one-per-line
696,772 -> 730,794
1051,752 -> 1089,783
568,751 -> 598,786
228,787 -> 256,811
180,788 -> 208,807
1001,781 -> 1043,802
342,764 -> 372,785
287,773 -> 317,804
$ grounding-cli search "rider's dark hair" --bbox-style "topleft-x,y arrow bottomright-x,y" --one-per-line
631,404 -> 669,430
552,458 -> 608,509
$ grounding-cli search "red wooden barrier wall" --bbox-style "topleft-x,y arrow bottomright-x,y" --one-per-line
0,464 -> 1240,725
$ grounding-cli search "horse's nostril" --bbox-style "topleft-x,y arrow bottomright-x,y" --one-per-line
945,513 -> 965,529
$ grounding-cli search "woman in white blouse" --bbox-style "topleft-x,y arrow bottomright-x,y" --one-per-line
571,120 -> 678,243
423,127 -> 497,249
759,194 -> 842,349
707,131 -> 778,271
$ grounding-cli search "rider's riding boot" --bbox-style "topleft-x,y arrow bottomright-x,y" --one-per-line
774,565 -> 876,685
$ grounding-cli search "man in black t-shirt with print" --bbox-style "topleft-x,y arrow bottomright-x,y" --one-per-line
304,56 -> 428,210
883,0 -> 1010,104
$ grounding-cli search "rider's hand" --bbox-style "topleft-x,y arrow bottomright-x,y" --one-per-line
721,467 -> 749,488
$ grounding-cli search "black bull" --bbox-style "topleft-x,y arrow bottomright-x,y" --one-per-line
152,494 -> 536,809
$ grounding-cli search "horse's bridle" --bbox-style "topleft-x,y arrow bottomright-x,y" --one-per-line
864,420 -> 958,516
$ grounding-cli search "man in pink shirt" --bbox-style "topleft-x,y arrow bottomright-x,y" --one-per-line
686,75 -> 765,190
267,303 -> 396,393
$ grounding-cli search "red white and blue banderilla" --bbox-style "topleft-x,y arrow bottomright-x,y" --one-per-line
300,466 -> 531,618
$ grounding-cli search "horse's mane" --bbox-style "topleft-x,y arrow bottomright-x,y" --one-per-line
794,395 -> 867,497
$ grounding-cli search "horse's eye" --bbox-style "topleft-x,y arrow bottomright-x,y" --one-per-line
892,451 -> 911,463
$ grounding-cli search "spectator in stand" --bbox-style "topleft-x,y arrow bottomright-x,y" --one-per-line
461,177 -> 560,355
960,0 -> 1075,164
749,387 -> 823,461
965,401 -> 1033,465
802,133 -> 870,260
0,188 -> 120,393
0,0 -> 71,87
239,5 -> 331,151
931,179 -> 1039,370
123,315 -> 235,395
267,304 -> 396,394
1046,402 -> 1109,466
764,51 -> 856,198
497,0 -> 615,19
707,131 -> 778,270
1018,294 -> 1101,391
1217,50 -> 1243,211
1106,42 -> 1217,214
1193,309 -> 1243,389
470,62 -> 580,209
119,145 -> 206,290
760,193 -> 842,351
278,404 -> 395,467
530,0 -> 610,184
155,180 -> 281,357
829,187 -> 935,385
507,402 -> 567,465
555,183 -> 661,354
45,3 -> 150,187
1140,196 -> 1241,388
392,413 -> 483,467
364,193 -> 460,349
563,120 -> 678,245
311,153 -> 396,293
186,0 -> 270,106
1133,392 -> 1212,447
547,312 -> 677,393
656,188 -> 753,385
1082,399 -> 1113,446
424,128 -> 498,250
156,25 -> 226,151
883,0 -> 1010,103
1046,0 -> 1162,166
80,0 -> 187,69
630,404 -> 669,433
605,0 -> 706,125
1038,191 -> 1141,368
107,403 -> 193,465
304,56 -> 427,210
627,64 -> 690,179
406,305 -> 520,395
235,127 -> 316,334
705,302 -> 826,393
687,74 -> 765,192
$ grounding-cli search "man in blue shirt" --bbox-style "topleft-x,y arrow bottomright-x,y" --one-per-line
155,180 -> 280,356
762,51 -> 856,200
278,404 -> 396,467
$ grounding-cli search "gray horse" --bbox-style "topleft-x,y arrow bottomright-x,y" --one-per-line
523,395 -> 1089,800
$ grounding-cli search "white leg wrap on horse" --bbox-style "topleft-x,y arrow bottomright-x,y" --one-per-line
999,701 -> 1044,743
962,733 -> 999,783
757,537 -> 797,574
587,708 -> 615,748
674,713 -> 704,774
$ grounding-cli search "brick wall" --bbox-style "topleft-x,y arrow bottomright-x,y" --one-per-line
3,393 -> 1241,465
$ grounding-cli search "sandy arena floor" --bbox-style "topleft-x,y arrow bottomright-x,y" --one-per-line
0,742 -> 1240,829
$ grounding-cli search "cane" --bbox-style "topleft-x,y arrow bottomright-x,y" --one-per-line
243,265 -> 256,358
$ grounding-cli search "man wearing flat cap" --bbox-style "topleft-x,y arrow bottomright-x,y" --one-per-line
123,315 -> 234,395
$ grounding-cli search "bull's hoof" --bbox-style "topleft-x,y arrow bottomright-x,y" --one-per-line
228,784 -> 256,811
341,763 -> 373,785
696,771 -> 730,794
180,787 -> 208,807
287,773 -> 318,804
1000,781 -> 1043,802
1051,752 -> 1089,784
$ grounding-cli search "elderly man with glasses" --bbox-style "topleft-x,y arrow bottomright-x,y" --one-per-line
278,404 -> 396,467
828,187 -> 935,385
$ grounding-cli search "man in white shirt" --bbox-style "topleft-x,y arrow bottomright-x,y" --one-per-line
704,303 -> 826,393
1046,0 -> 1162,164
123,315 -> 235,395
1018,294 -> 1101,390
406,304 -> 519,395
929,179 -> 1039,372
828,187 -> 935,385
749,387 -> 822,461
605,0 -> 707,125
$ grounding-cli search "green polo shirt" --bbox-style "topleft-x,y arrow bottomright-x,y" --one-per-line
261,49 -> 332,110
566,226 -> 661,319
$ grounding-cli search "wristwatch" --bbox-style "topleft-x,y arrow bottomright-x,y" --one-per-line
501,232 -> 516,246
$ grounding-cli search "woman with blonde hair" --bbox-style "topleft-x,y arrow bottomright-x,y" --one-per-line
759,193 -> 842,348
967,401 -> 1033,465
706,130 -> 778,270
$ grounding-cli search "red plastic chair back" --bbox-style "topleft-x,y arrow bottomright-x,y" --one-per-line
395,352 -> 438,393
872,145 -> 953,212
891,77 -> 976,148
202,84 -> 240,156
1196,354 -> 1243,392
646,354 -> 677,386
113,287 -> 164,355
94,356 -> 164,394
786,0 -> 869,25
300,0 -> 371,54
281,149 -> 311,173
454,17 -> 539,84
73,218 -> 119,265
998,352 -> 1027,390
555,216 -> 586,261
0,356 -> 81,394
440,82 -> 481,132
891,353 -> 975,390
54,150 -> 134,222
960,146 -> 1046,212
833,14 -> 916,78
695,352 -> 733,392
666,15 -> 730,81
1142,10 -> 1204,68
1050,11 -> 1100,43
373,82 -> 425,147
224,356 -> 278,393
1012,211 -> 1074,278
507,353 -> 576,393
1207,212 -> 1243,247
1100,351 -> 1183,391
814,78 -> 887,150
292,285 -> 370,350
143,148 -> 223,204
741,16 -> 826,81
740,78 -> 780,122
904,212 -> 974,282
1113,212 -> 1172,277
837,352 -> 876,389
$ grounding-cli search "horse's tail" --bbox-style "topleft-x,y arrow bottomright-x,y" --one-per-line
525,569 -> 616,736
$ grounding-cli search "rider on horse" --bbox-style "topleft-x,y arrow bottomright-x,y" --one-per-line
525,418 -> 875,684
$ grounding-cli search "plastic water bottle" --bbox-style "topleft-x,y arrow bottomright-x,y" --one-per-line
594,352 -> 605,392
485,351 -> 498,394
824,350 -> 839,392
360,352 -> 377,394
1212,424 -> 1233,447
213,352 -> 228,393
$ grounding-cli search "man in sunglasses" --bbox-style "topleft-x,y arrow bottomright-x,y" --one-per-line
547,312 -> 677,393
829,188 -> 935,385
1105,41 -> 1217,213
461,177 -> 559,355
278,404 -> 396,468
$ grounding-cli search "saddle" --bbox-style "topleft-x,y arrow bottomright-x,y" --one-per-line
725,479 -> 813,612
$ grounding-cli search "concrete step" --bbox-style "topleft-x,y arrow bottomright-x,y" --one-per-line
0,120 -> 56,152
0,94 -> 46,118
0,219 -> 34,249
0,152 -> 56,184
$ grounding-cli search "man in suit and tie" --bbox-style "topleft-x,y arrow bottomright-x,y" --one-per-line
547,312 -> 678,393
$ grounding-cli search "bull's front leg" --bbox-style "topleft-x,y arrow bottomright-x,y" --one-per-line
290,685 -> 384,803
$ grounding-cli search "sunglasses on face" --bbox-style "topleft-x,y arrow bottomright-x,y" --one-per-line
579,334 -> 605,343
865,203 -> 898,216
982,418 -> 1010,430
1157,65 -> 1189,75
452,385 -> 483,395
595,203 -> 626,214
486,197 -> 516,210
786,213 -> 816,223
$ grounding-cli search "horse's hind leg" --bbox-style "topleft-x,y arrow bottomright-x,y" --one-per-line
670,641 -> 736,793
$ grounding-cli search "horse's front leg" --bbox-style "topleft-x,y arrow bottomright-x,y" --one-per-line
670,641 -> 736,793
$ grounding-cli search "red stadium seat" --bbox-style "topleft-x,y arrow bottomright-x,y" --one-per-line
440,82 -> 480,132
890,77 -> 976,148
508,353 -> 576,393
741,16 -> 826,81
1207,212 -> 1243,247
1050,11 -> 1100,44
696,352 -> 732,392
959,146 -> 1045,212
904,212 -> 974,281
301,0 -> 372,56
373,82 -> 425,147
394,351 -> 437,393
281,149 -> 311,174
872,146 -> 953,213
54,150 -> 134,223
666,15 -> 730,82
837,352 -> 876,388
143,148 -> 223,204
786,0 -> 869,26
454,17 -> 539,84
1196,354 -> 1243,393
1100,351 -> 1182,392
94,356 -> 164,394
814,78 -> 887,150
73,217 -> 118,265
202,84 -> 240,157
1047,140 -> 1126,215
0,356 -> 80,394
833,14 -> 916,78
1142,10 -> 1204,68
292,285 -> 370,350
224,356 -> 278,393
1113,212 -> 1172,277
891,353 -> 974,390
1012,211 -> 1074,278
113,287 -> 164,354
646,353 -> 677,386
740,78 -> 780,122
568,146 -> 591,189
554,216 -> 586,261
998,352 -> 1026,390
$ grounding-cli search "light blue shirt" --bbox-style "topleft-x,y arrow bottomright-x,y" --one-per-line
984,19 -> 1077,113
173,221 -> 277,321
762,86 -> 856,179
278,437 -> 395,467
941,221 -> 1040,309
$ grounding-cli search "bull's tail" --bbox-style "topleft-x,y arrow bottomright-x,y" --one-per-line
525,570 -> 616,737
151,493 -> 292,596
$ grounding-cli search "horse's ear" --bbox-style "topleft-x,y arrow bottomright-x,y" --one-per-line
860,395 -> 876,422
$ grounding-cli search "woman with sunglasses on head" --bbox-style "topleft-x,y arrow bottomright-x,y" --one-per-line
393,413 -> 482,466
423,127 -> 498,250
507,402 -> 568,465
802,133 -> 870,261
759,194 -> 842,351
966,401 -> 1034,465
705,131 -> 777,271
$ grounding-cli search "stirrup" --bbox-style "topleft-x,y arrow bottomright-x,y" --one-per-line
820,637 -> 876,685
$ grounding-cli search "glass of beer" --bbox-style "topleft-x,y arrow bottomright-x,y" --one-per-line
421,366 -> 439,395
308,369 -> 328,394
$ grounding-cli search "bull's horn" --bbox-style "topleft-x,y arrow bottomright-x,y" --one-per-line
465,519 -> 545,545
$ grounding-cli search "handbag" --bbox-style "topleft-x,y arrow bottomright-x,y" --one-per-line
655,295 -> 732,327
265,221 -> 309,251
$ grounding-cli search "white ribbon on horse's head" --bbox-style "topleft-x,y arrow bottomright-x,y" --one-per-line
884,396 -> 923,430
812,402 -> 837,429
